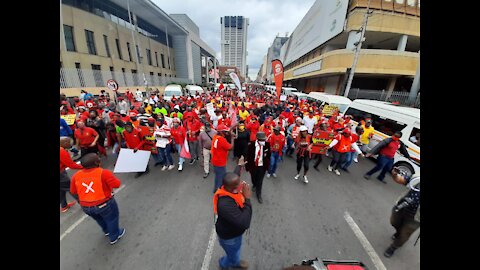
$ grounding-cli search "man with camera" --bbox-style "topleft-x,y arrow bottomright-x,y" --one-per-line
384,167 -> 420,258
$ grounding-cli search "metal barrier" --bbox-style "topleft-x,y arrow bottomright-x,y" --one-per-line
60,67 -> 192,88
347,88 -> 420,108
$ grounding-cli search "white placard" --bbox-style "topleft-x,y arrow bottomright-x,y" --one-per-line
280,95 -> 287,101
206,103 -> 215,116
114,148 -> 151,173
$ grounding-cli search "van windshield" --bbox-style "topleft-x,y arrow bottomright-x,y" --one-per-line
164,90 -> 181,97
331,103 -> 349,114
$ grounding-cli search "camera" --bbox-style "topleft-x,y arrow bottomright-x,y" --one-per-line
394,197 -> 414,212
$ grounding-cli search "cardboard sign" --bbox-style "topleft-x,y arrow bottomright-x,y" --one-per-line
311,130 -> 334,154
280,95 -> 287,101
114,148 -> 151,173
322,105 -> 339,116
61,114 -> 76,125
206,103 -> 215,116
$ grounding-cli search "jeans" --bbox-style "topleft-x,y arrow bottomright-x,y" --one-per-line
218,235 -> 243,268
175,144 -> 184,165
366,154 -> 394,180
390,207 -> 420,248
330,150 -> 348,170
157,144 -> 173,166
81,198 -> 122,243
341,152 -> 354,169
269,152 -> 281,174
213,166 -> 227,193
203,148 -> 211,174
188,140 -> 200,160
286,137 -> 294,155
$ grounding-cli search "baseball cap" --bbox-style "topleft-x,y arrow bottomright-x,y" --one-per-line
256,131 -> 266,140
299,126 -> 308,132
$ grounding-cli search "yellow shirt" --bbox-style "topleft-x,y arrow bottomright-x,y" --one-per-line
239,110 -> 250,120
360,125 -> 375,144
145,105 -> 153,115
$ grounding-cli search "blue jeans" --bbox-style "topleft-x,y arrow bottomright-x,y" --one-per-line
81,198 -> 121,243
157,144 -> 173,166
175,144 -> 184,165
286,137 -> 294,155
366,154 -> 394,180
213,166 -> 227,193
341,152 -> 354,169
269,152 -> 281,174
218,235 -> 243,268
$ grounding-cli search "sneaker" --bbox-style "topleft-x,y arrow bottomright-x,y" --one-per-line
272,173 -> 277,178
363,174 -> 371,180
203,172 -> 209,178
341,167 -> 350,173
334,169 -> 341,176
161,165 -> 167,171
353,158 -> 359,163
110,228 -> 126,245
189,159 -> 196,165
237,259 -> 249,269
384,246 -> 396,258
377,178 -> 387,184
178,164 -> 183,171
168,165 -> 175,170
325,152 -> 329,157
105,233 -> 109,236
327,165 -> 333,172
303,175 -> 309,184
266,173 -> 271,178
60,201 -> 76,213
294,174 -> 301,180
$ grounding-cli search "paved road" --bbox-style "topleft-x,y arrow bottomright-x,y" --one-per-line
60,151 -> 420,270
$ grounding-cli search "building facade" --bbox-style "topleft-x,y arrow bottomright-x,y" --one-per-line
60,0 -> 217,96
280,0 -> 420,97
220,16 -> 249,77
266,36 -> 289,83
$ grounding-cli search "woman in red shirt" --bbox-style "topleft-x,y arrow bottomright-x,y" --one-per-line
170,118 -> 187,171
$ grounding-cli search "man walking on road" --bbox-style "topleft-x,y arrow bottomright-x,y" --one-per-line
211,124 -> 233,193
245,131 -> 270,203
199,122 -> 217,178
60,137 -> 83,212
214,163 -> 252,270
364,131 -> 411,183
70,153 -> 125,245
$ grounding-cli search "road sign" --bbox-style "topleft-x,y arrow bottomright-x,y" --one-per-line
106,79 -> 119,91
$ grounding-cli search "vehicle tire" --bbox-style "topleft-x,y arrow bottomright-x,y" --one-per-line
393,161 -> 415,178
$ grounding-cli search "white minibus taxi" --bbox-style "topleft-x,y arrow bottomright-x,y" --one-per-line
307,92 -> 352,115
344,99 -> 420,177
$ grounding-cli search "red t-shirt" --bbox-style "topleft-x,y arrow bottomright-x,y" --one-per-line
70,168 -> 121,207
74,127 -> 98,147
60,147 -> 83,172
211,135 -> 232,167
247,121 -> 260,142
379,140 -> 401,158
184,120 -> 201,142
122,128 -> 143,149
269,134 -> 286,155
170,126 -> 186,145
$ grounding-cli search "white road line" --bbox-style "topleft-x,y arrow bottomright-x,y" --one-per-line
344,211 -> 387,270
200,226 -> 217,270
60,184 -> 127,242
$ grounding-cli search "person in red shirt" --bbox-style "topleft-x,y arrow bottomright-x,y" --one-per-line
339,126 -> 364,173
105,122 -> 120,156
77,104 -> 90,122
122,122 -> 149,177
74,121 -> 99,157
60,137 -> 83,213
267,126 -> 285,178
70,153 -> 125,245
246,116 -> 260,142
211,124 -> 233,193
327,128 -> 363,176
184,115 -> 202,165
259,117 -> 273,139
170,117 -> 187,171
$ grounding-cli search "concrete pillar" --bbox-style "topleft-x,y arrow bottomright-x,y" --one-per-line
397,35 -> 408,51
385,77 -> 398,100
346,31 -> 361,50
408,55 -> 420,105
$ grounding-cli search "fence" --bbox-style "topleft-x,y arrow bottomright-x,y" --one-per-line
60,67 -> 192,89
347,88 -> 420,108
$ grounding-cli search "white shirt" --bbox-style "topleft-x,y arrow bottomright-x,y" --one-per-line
210,114 -> 223,128
303,116 -> 317,134
255,141 -> 264,167
135,91 -> 143,102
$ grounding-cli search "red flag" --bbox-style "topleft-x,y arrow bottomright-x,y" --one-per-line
271,59 -> 284,98
180,137 -> 191,159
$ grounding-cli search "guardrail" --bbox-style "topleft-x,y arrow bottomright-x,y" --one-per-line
347,88 -> 420,108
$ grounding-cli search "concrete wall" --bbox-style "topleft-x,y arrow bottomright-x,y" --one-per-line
191,42 -> 202,85
172,35 -> 189,79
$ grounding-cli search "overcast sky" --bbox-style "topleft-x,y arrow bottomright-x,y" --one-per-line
153,0 -> 316,80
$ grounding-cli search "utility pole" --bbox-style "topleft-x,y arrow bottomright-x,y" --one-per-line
407,51 -> 420,106
343,0 -> 372,98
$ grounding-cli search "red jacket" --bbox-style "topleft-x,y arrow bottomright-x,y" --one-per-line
60,147 -> 83,172
74,127 -> 98,147
269,134 -> 286,155
122,128 -> 144,150
184,119 -> 201,142
171,126 -> 186,145
247,121 -> 260,142
380,140 -> 401,158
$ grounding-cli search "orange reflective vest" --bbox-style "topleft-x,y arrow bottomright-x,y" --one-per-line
74,168 -> 106,204
213,186 -> 245,215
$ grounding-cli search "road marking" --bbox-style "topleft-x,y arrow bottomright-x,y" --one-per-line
200,226 -> 217,270
65,161 -> 81,171
60,184 -> 127,242
344,211 -> 387,270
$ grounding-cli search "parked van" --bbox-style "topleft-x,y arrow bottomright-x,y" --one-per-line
185,85 -> 204,96
290,92 -> 309,101
282,87 -> 298,95
307,92 -> 352,114
344,99 -> 420,177
163,84 -> 183,101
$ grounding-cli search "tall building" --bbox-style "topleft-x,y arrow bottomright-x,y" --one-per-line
266,36 -> 289,83
220,16 -> 249,77
280,0 -> 420,97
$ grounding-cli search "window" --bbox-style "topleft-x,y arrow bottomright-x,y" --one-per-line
122,68 -> 127,85
91,64 -> 103,87
168,57 -> 170,70
409,128 -> 420,147
103,35 -> 111,57
146,49 -> 152,65
115,39 -> 122,60
127,42 -> 132,61
149,72 -> 154,84
85,30 -> 96,55
136,45 -> 141,63
132,69 -> 138,85
109,66 -> 116,81
344,107 -> 407,136
75,62 -> 85,87
155,52 -> 159,67
161,54 -> 166,68
63,25 -> 76,52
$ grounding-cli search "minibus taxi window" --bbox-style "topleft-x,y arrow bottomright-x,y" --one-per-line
372,115 -> 407,136
409,128 -> 420,147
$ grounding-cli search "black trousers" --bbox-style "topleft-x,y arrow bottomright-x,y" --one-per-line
250,166 -> 266,196
60,171 -> 78,208
390,207 -> 420,248
296,154 -> 310,174
313,154 -> 323,168
80,145 -> 98,158
330,150 -> 347,170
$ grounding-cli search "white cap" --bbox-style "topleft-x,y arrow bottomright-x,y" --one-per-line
120,110 -> 126,115
144,99 -> 148,103
174,105 -> 180,110
296,117 -> 303,123
299,126 -> 308,132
